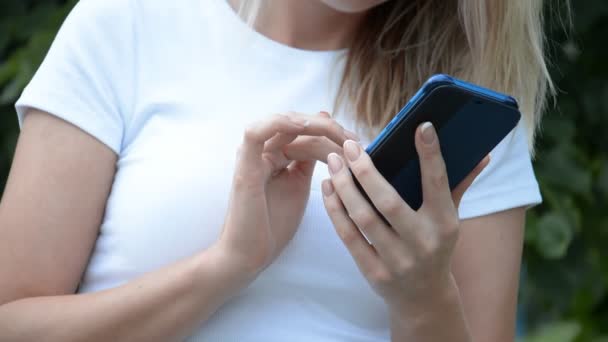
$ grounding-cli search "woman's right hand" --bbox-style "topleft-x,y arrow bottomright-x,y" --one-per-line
0,110 -> 356,341
214,111 -> 356,281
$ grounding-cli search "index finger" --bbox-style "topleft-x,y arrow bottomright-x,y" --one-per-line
263,111 -> 337,152
284,112 -> 358,148
241,114 -> 307,159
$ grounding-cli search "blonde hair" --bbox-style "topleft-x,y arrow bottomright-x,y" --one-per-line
239,0 -> 555,152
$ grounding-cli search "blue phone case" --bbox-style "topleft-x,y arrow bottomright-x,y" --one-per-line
360,74 -> 521,211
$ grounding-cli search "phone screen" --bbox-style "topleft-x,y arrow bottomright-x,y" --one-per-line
363,84 -> 520,211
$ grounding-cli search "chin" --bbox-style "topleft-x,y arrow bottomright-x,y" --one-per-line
319,0 -> 390,13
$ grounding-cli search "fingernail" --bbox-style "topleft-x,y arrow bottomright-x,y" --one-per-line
421,122 -> 435,144
327,153 -> 343,175
344,129 -> 360,141
322,179 -> 334,196
343,140 -> 360,162
319,111 -> 331,117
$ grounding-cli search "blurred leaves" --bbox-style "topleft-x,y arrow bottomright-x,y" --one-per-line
0,0 -> 74,105
523,321 -> 581,342
535,212 -> 574,259
0,0 -> 76,191
0,0 -> 607,340
522,0 -> 608,340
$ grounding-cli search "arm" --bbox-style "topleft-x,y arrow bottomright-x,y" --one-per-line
388,208 -> 525,342
321,123 -> 492,342
0,110 -> 352,342
0,110 -> 249,342
451,208 -> 525,342
322,122 -> 527,341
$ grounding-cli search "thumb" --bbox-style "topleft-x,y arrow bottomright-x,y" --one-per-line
287,111 -> 328,177
290,159 -> 317,179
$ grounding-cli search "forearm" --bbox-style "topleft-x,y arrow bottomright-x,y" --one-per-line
390,275 -> 471,342
0,246 -> 249,342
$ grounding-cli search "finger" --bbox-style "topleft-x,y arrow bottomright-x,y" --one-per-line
282,136 -> 343,163
327,153 -> 402,260
451,155 -> 490,208
264,111 -> 332,155
263,133 -> 299,174
281,114 -> 330,178
263,151 -> 292,175
342,139 -> 415,228
415,122 -> 453,214
318,110 -> 331,119
289,159 -> 317,178
264,133 -> 298,152
284,111 -> 359,146
241,114 -> 307,161
321,179 -> 385,276
264,111 -> 358,154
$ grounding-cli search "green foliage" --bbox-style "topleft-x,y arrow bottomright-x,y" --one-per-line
523,321 -> 582,342
521,1 -> 608,340
0,0 -> 76,191
0,0 -> 606,340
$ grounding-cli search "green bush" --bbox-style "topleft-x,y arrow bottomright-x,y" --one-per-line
0,0 -> 76,190
521,1 -> 608,340
0,1 -> 606,340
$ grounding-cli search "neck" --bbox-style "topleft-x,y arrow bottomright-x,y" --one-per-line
229,0 -> 366,51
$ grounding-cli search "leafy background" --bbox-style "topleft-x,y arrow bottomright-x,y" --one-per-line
0,0 -> 606,340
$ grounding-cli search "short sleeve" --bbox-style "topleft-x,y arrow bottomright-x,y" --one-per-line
15,0 -> 136,154
458,121 -> 542,219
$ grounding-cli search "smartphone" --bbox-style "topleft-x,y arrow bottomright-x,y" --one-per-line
358,74 -> 521,211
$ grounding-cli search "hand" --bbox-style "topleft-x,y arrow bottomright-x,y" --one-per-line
216,111 -> 356,281
321,122 -> 489,312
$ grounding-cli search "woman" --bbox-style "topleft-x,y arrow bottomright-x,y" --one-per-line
0,0 -> 550,340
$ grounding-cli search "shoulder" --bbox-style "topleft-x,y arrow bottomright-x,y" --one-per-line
55,0 -> 138,44
67,0 -> 136,23
68,0 -> 208,31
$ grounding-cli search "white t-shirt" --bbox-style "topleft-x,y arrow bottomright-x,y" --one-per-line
15,0 -> 542,340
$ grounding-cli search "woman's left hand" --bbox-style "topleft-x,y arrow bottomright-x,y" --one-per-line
321,122 -> 489,314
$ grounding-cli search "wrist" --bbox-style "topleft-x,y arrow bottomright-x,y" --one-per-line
388,274 -> 470,342
389,273 -> 461,321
